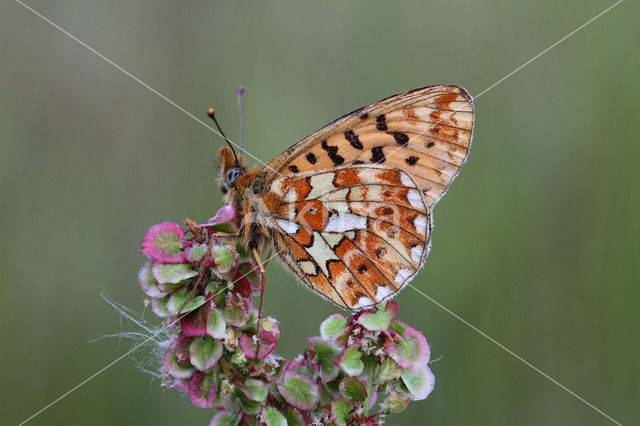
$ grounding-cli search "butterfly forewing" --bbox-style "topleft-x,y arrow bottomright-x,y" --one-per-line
257,85 -> 474,209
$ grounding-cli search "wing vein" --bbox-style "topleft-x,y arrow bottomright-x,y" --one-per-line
317,233 -> 376,301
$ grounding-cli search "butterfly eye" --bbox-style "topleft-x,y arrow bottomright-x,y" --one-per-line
225,167 -> 244,187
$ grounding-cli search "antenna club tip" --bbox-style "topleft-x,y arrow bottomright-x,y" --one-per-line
236,86 -> 245,95
207,107 -> 215,116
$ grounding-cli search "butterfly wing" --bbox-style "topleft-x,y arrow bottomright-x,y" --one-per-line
265,165 -> 431,310
255,85 -> 473,309
255,85 -> 474,209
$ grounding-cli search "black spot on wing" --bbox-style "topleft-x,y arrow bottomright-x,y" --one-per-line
405,156 -> 419,166
389,131 -> 409,146
288,165 -> 299,173
354,291 -> 367,299
321,140 -> 345,166
344,130 -> 363,150
376,114 -> 387,131
371,146 -> 386,163
306,152 -> 317,164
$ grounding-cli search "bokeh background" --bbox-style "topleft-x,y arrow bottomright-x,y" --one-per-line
1,1 -> 638,425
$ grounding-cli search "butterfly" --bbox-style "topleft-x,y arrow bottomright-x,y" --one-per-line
213,85 -> 474,311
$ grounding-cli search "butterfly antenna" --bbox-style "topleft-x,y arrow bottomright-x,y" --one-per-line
236,86 -> 245,156
207,108 -> 239,167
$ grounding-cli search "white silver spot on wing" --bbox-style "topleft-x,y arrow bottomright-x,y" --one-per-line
307,232 -> 340,277
400,172 -> 417,188
394,268 -> 413,285
407,189 -> 423,209
414,216 -> 427,236
325,213 -> 367,233
375,285 -> 393,301
354,296 -> 374,310
283,204 -> 297,221
306,174 -> 337,200
277,219 -> 299,234
318,188 -> 348,202
283,190 -> 298,203
322,232 -> 344,248
411,245 -> 423,263
325,200 -> 350,214
299,260 -> 317,275
270,178 -> 284,196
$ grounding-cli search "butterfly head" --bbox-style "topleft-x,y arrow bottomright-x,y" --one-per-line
217,146 -> 247,195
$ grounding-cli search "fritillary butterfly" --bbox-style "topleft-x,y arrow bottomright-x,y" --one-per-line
215,85 -> 474,311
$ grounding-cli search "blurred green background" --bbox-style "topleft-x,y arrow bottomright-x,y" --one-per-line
1,1 -> 638,425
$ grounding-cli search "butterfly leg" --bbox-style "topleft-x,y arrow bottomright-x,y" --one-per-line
251,248 -> 266,350
263,248 -> 274,267
210,232 -> 240,240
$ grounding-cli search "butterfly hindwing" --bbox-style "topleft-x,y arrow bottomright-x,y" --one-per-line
257,84 -> 474,209
267,165 -> 431,310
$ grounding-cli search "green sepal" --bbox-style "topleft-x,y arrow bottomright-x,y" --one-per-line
213,246 -> 234,272
242,378 -> 268,402
167,288 -> 206,315
378,357 -> 404,383
325,373 -> 344,394
189,337 -> 223,371
401,365 -> 435,400
320,314 -> 347,341
338,345 -> 364,377
277,372 -> 319,410
357,306 -> 394,331
235,387 -> 261,415
186,244 -> 207,262
151,295 -> 171,317
211,222 -> 236,234
152,263 -> 198,284
262,406 -> 287,426
209,411 -> 238,426
331,399 -> 352,426
206,307 -> 226,339
282,408 -> 305,426
389,319 -> 408,335
340,377 -> 366,403
311,338 -> 340,382
383,391 -> 410,415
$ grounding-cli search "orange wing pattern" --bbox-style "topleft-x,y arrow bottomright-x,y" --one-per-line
266,165 -> 431,310
255,85 -> 474,209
